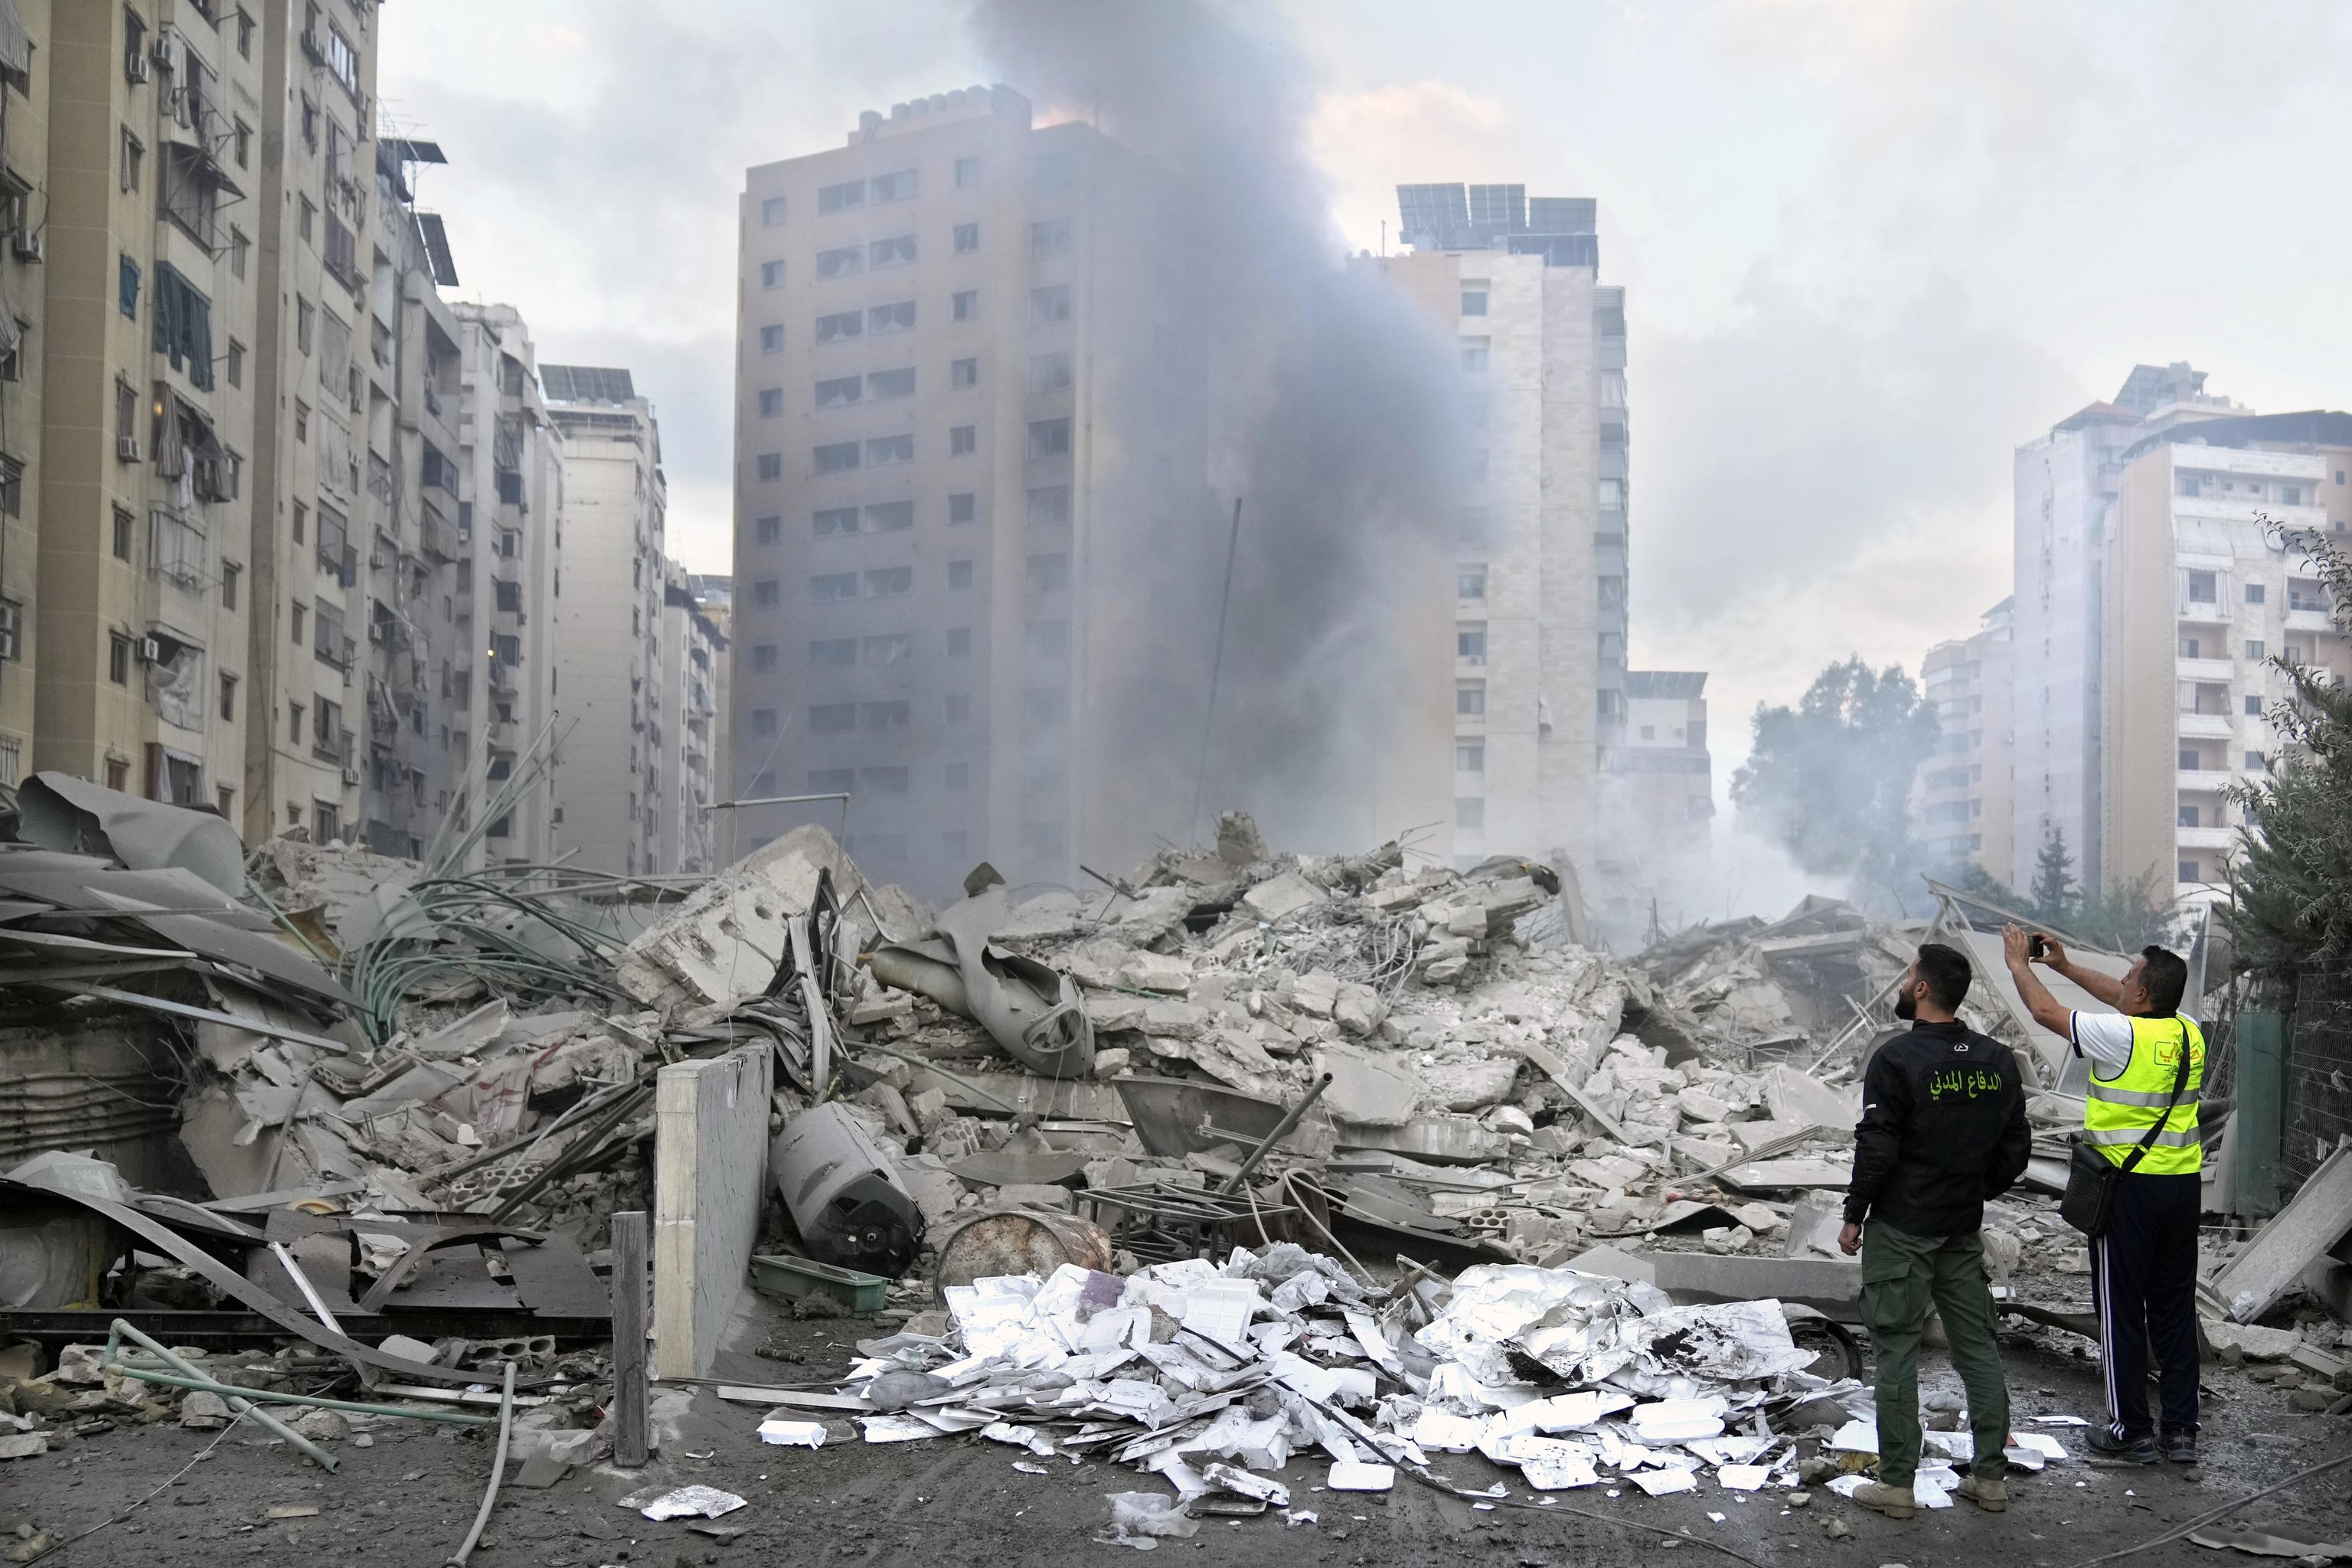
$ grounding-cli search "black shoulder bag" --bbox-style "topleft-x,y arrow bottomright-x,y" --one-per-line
2060,1023 -> 2193,1238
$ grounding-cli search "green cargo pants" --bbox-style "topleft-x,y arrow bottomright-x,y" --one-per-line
1860,1219 -> 2011,1485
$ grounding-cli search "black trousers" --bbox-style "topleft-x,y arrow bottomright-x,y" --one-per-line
2090,1170 -> 2201,1441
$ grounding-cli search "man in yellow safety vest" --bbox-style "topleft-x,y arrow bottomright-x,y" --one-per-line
2002,925 -> 2203,1470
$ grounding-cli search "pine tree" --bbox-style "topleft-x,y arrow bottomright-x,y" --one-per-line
2030,823 -> 2078,926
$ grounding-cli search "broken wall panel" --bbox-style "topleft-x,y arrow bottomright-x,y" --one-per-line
652,1045 -> 773,1379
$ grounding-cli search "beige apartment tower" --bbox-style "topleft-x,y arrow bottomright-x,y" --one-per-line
0,1 -> 46,788
1913,598 -> 2014,877
732,85 -> 1210,897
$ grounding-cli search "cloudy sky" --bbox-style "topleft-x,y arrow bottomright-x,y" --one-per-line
379,0 -> 2352,791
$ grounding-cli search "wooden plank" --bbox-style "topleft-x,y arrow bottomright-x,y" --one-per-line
611,1212 -> 649,1469
651,1047 -> 771,1380
499,1233 -> 610,1321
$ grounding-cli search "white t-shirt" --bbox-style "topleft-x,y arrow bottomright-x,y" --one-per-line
2070,1011 -> 2196,1077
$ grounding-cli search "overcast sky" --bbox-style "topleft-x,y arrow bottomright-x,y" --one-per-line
379,0 -> 2352,791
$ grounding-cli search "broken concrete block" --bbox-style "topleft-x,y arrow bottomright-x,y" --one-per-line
1362,883 -> 1425,913
1142,999 -> 1208,1039
1289,972 -> 1339,1018
994,1184 -> 1076,1213
1118,952 -> 1194,995
288,1406 -> 350,1441
1445,906 -> 1489,939
1332,982 -> 1384,1038
1763,1065 -> 1859,1131
1423,955 -> 1470,986
1217,811 -> 1269,866
1314,1045 -> 1423,1127
1088,993 -> 1152,1033
847,992 -> 916,1028
1092,1047 -> 1132,1080
1240,872 -> 1325,923
1675,1087 -> 1733,1124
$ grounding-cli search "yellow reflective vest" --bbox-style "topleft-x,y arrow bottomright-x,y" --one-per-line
2082,1014 -> 2203,1174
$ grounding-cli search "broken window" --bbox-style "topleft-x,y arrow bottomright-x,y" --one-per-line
949,492 -> 976,524
1027,418 -> 1071,459
867,367 -> 915,399
867,300 -> 916,335
952,289 -> 978,322
865,501 -> 914,531
815,374 -> 860,409
813,440 -> 858,473
760,324 -> 784,353
951,425 -> 976,456
864,566 -> 913,596
753,643 -> 779,671
756,452 -> 782,481
869,234 -> 916,268
816,178 -> 864,214
1030,351 -> 1072,394
760,260 -> 786,289
811,572 -> 858,602
815,309 -> 862,344
809,637 -> 854,668
952,358 -> 978,388
862,700 -> 910,728
863,633 -> 911,665
1031,218 -> 1072,258
758,387 -> 784,417
953,221 -> 980,253
864,434 -> 913,466
1031,285 -> 1071,325
812,507 -> 858,537
815,243 -> 862,279
754,514 -> 782,545
868,168 -> 917,203
1026,552 -> 1067,593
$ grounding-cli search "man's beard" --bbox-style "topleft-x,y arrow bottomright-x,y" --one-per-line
1894,991 -> 1916,1021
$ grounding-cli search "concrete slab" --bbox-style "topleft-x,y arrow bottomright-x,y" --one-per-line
2212,1140 -> 2352,1323
652,1046 -> 773,1380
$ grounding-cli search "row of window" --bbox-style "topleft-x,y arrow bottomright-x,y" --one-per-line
2181,572 -> 2329,609
753,155 -> 986,229
749,763 -> 982,799
752,417 -> 1072,482
756,217 -> 1076,289
745,687 -> 1070,739
2179,636 -> 2318,663
753,619 -> 1068,672
746,552 -> 1070,607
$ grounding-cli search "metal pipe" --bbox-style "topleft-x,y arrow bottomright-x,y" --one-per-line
103,1362 -> 494,1427
268,1241 -> 344,1335
103,1320 -> 342,1471
446,1361 -> 516,1568
1218,1072 -> 1333,1194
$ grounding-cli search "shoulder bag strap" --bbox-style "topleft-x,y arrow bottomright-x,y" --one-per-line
2112,1021 -> 2194,1178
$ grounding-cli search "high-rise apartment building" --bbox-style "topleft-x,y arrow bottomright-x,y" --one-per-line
447,302 -> 562,865
1913,598 -> 2012,875
1611,670 -> 1712,851
34,0 -> 263,814
0,2 -> 47,789
732,85 -> 1209,897
655,560 -> 723,874
1361,185 -> 1628,871
542,364 -> 664,874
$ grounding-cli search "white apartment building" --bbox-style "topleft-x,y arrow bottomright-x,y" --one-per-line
543,365 -> 665,874
1914,599 -> 2012,876
655,560 -> 722,874
1362,185 -> 1626,871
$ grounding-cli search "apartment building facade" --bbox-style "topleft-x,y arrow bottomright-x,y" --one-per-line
1608,669 -> 1711,848
1362,185 -> 1627,871
2102,413 -> 2351,905
732,85 -> 1211,897
34,0 -> 263,815
1913,598 -> 2013,875
541,364 -> 664,874
0,1 -> 47,788
655,560 -> 721,874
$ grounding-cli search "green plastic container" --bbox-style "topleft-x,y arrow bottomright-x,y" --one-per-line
749,1253 -> 889,1315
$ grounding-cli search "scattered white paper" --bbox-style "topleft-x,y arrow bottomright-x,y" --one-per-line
2008,1431 -> 2069,1459
1717,1464 -> 1772,1491
2031,1415 -> 2091,1426
1327,1461 -> 1396,1492
1633,1468 -> 1700,1497
1827,1418 -> 1880,1454
620,1486 -> 746,1521
756,1418 -> 826,1449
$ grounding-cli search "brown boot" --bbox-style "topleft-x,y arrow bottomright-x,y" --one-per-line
1850,1480 -> 1916,1520
1957,1474 -> 2008,1511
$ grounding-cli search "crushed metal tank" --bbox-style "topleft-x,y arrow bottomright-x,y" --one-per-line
769,1102 -> 923,1276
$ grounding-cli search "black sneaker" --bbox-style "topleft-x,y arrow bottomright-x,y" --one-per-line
2158,1432 -> 2197,1466
2086,1428 -> 2158,1466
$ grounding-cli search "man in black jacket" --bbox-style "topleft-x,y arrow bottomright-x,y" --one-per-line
1838,942 -> 2031,1520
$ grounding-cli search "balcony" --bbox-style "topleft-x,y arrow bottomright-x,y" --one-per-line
2176,656 -> 2234,683
2176,597 -> 2230,626
2175,769 -> 2232,793
2285,606 -> 2336,634
2176,825 -> 2235,852
2177,712 -> 2236,740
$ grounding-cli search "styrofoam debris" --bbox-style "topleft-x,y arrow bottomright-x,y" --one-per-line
756,1418 -> 826,1448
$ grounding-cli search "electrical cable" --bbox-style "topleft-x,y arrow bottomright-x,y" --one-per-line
446,1360 -> 516,1568
2059,1449 -> 2352,1568
19,1408 -> 250,1566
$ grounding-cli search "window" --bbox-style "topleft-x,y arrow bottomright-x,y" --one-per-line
292,501 -> 306,543
813,440 -> 859,473
1460,339 -> 1489,371
109,632 -> 131,685
868,300 -> 916,335
1027,485 -> 1071,527
2281,485 -> 2302,505
753,514 -> 782,546
2178,861 -> 2198,884
865,501 -> 914,532
947,560 -> 975,590
950,424 -> 976,456
760,194 -> 787,226
864,566 -> 913,596
124,6 -> 147,80
1031,218 -> 1072,258
1456,799 -> 1485,829
2246,582 -> 2265,603
863,700 -> 910,728
297,297 -> 314,354
1456,682 -> 1485,717
944,694 -> 970,724
812,506 -> 858,537
753,643 -> 779,671
759,324 -> 784,353
0,457 -> 21,521
952,289 -> 978,322
870,234 -> 916,269
870,168 -> 917,203
2246,750 -> 2266,770
1457,625 -> 1487,663
757,387 -> 783,417
2180,636 -> 2198,658
808,769 -> 854,795
813,573 -> 861,603
1031,285 -> 1070,324
760,260 -> 786,289
1026,552 -> 1067,593
2245,640 -> 2265,661
946,626 -> 972,656
119,254 -> 140,317
757,451 -> 785,480
1458,568 -> 1486,599
954,221 -> 980,253
221,561 -> 240,609
949,492 -> 975,524
815,309 -> 862,344
809,636 -> 854,668
868,367 -> 916,399
815,243 -> 862,279
299,94 -> 317,152
863,633 -> 911,665
113,506 -> 134,560
955,155 -> 981,188
226,339 -> 243,388
951,357 -> 978,388
751,707 -> 779,736
299,196 -> 314,242
1025,620 -> 1067,659
2186,570 -> 2216,603
219,672 -> 237,721
230,227 -> 249,279
2178,748 -> 2200,770
1027,418 -> 1071,458
1456,743 -> 1484,772
815,374 -> 860,409
2177,805 -> 2200,828
1461,289 -> 1488,317
121,126 -> 142,192
1029,351 -> 1071,394
816,178 -> 864,214
866,434 -> 914,466
233,119 -> 251,168
1023,688 -> 1067,727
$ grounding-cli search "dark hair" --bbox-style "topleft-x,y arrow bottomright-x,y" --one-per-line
1914,942 -> 1973,1011
2138,946 -> 2189,1016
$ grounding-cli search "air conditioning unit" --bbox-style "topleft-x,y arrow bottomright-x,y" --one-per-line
0,626 -> 15,661
341,766 -> 361,787
139,635 -> 162,664
11,230 -> 42,263
126,53 -> 150,84
116,436 -> 142,462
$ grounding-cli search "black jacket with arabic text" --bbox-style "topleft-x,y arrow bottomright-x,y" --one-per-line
1843,1019 -> 2031,1237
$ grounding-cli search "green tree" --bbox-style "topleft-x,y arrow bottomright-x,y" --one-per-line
1730,656 -> 1940,908
2029,823 -> 2078,926
2074,868 -> 2171,953
2227,519 -> 2352,979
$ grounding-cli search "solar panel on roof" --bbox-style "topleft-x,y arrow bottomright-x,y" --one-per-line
540,365 -> 636,404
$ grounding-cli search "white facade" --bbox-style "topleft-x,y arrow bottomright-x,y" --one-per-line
544,368 -> 665,875
655,560 -> 722,874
